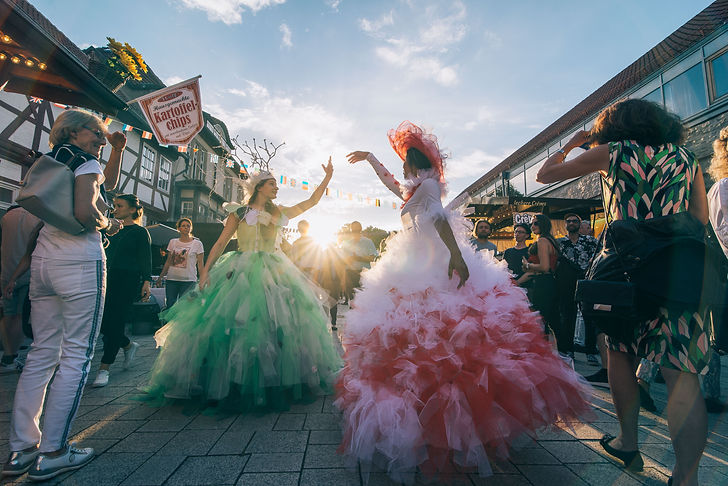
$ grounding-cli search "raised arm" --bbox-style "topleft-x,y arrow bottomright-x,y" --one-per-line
103,131 -> 127,191
537,130 -> 610,184
347,151 -> 403,199
281,157 -> 334,220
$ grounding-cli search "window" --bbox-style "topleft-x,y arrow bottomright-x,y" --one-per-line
181,201 -> 193,215
158,157 -> 171,191
663,63 -> 707,119
141,146 -> 156,182
223,177 -> 232,201
0,186 -> 13,203
525,159 -> 545,195
508,169 -> 526,196
709,48 -> 728,100
642,87 -> 663,105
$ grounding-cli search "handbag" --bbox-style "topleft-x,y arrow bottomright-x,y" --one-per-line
16,153 -> 86,235
575,188 -> 641,341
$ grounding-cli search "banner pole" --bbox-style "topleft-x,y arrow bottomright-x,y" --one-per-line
126,75 -> 202,106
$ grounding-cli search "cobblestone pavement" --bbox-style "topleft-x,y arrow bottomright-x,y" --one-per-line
1,305 -> 727,485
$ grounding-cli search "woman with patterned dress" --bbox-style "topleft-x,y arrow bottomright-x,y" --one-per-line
538,99 -> 709,486
337,122 -> 592,483
143,160 -> 342,411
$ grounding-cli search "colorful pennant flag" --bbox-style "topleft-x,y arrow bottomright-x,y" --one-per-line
302,181 -> 309,191
141,131 -> 153,139
122,124 -> 133,131
280,175 -> 287,185
290,179 -> 296,188
177,145 -> 187,153
375,199 -> 381,207
103,117 -> 113,126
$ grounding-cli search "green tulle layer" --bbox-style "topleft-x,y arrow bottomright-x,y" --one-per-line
143,251 -> 343,411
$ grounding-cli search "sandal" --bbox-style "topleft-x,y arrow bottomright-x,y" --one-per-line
599,434 -> 644,471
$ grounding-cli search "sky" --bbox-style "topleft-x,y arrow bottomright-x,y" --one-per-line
33,0 -> 711,239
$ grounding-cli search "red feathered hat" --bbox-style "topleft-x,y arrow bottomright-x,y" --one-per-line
387,121 -> 445,183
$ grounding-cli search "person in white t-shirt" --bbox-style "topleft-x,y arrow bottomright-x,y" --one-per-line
155,218 -> 204,307
2,110 -> 125,480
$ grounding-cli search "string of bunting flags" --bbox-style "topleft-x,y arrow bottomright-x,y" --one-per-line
275,175 -> 399,210
29,96 -> 398,210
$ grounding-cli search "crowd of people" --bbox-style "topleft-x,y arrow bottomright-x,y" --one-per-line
0,99 -> 725,486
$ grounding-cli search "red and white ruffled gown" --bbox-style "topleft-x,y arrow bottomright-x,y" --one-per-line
335,154 -> 593,482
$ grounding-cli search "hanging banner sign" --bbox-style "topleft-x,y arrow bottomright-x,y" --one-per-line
129,75 -> 203,146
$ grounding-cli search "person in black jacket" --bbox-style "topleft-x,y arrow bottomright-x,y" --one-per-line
92,194 -> 151,387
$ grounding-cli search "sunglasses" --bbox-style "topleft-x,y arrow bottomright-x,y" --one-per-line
83,126 -> 106,139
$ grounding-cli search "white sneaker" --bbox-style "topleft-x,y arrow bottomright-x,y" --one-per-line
28,444 -> 94,481
92,370 -> 109,387
123,342 -> 139,370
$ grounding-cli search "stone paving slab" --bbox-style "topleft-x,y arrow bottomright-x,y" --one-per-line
1,311 -> 727,485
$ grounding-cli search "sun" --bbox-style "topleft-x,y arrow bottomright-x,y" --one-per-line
309,226 -> 337,248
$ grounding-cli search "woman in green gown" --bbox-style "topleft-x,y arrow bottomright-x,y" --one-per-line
145,159 -> 342,411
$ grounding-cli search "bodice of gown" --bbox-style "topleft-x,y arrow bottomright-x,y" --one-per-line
232,207 -> 289,253
400,178 -> 447,233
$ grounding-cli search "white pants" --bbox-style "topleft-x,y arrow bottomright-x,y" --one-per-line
9,258 -> 105,452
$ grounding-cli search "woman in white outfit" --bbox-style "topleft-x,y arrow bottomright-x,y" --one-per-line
1,110 -> 125,481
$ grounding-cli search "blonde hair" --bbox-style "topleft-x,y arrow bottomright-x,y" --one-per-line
49,110 -> 105,149
710,126 -> 728,181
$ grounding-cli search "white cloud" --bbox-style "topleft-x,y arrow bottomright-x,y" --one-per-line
326,0 -> 341,11
359,1 -> 466,86
175,0 -> 285,24
164,75 -> 185,86
446,149 -> 508,180
359,11 -> 394,34
279,23 -> 293,48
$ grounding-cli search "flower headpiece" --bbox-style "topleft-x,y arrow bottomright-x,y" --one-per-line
241,170 -> 275,204
388,121 -> 446,184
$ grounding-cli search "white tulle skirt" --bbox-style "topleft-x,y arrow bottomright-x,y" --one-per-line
335,216 -> 592,482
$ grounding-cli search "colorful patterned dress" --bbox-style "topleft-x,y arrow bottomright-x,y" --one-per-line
603,140 -> 711,374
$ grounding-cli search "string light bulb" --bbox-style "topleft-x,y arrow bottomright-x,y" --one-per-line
1,35 -> 11,43
0,53 -> 6,61
38,62 -> 46,70
11,56 -> 19,64
24,59 -> 33,67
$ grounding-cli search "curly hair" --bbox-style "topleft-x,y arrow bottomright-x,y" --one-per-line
709,126 -> 728,182
590,99 -> 685,147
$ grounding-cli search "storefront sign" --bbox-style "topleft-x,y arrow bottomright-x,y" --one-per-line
513,212 -> 538,225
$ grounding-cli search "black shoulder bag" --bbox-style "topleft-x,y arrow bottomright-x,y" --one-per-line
575,187 -> 641,342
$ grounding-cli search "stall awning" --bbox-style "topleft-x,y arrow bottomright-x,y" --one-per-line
469,196 -> 603,229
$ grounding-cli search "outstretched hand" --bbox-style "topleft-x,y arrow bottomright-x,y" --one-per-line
346,151 -> 370,164
322,156 -> 333,177
448,253 -> 469,289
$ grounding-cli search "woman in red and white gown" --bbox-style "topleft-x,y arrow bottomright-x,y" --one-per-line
336,122 -> 593,482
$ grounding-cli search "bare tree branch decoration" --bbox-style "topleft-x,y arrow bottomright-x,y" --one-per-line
231,136 -> 285,176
